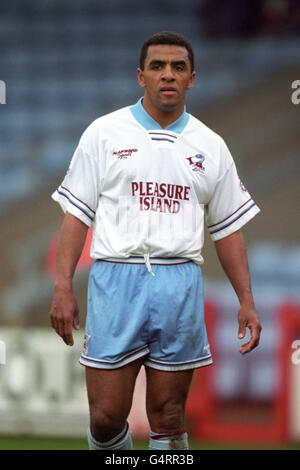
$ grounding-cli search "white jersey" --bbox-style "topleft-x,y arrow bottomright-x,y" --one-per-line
52,98 -> 260,267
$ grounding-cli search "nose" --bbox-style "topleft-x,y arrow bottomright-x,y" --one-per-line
161,65 -> 175,81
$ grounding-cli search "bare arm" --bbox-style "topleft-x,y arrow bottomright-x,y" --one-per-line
50,212 -> 88,346
214,230 -> 262,355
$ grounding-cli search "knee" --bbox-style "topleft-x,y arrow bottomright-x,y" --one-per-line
89,404 -> 127,442
147,399 -> 185,433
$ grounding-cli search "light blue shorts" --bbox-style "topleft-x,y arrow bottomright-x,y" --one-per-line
79,259 -> 212,371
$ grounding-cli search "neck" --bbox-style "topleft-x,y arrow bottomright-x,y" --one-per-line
142,93 -> 185,129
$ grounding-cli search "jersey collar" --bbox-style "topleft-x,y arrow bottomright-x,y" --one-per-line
130,97 -> 190,134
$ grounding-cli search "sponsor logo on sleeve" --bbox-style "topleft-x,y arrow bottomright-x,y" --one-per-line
239,177 -> 247,192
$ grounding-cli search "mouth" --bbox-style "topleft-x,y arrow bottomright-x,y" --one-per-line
160,86 -> 177,96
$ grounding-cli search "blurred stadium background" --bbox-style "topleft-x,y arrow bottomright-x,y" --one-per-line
0,0 -> 300,450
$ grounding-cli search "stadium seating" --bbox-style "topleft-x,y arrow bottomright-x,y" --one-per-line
1,0 -> 299,212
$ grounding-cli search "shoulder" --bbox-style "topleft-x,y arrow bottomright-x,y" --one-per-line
186,114 -> 234,173
186,114 -> 230,158
82,106 -> 132,138
77,106 -> 133,155
186,114 -> 224,147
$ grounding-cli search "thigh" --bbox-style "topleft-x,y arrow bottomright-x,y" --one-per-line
145,262 -> 212,371
85,358 -> 143,420
80,261 -> 150,369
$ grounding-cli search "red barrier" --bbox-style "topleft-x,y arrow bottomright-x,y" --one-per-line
45,222 -> 93,276
186,300 -> 300,443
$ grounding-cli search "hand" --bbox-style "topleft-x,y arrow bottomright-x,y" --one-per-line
50,287 -> 80,346
237,304 -> 261,355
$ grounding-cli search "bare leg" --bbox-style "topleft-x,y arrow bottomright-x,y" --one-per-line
85,358 -> 143,442
145,366 -> 194,448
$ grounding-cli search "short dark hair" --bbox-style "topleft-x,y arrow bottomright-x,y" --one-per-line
139,31 -> 195,72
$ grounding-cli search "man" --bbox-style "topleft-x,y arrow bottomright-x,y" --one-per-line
50,31 -> 261,451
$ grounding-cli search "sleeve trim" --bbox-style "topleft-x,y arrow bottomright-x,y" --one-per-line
60,185 -> 96,214
210,204 -> 260,241
57,188 -> 94,222
207,197 -> 252,229
209,200 -> 255,235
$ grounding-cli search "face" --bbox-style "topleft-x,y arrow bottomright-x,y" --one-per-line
137,44 -> 196,113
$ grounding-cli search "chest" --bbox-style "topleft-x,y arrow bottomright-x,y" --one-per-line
100,130 -> 219,204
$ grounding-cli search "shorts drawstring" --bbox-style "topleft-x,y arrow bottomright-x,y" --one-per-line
144,253 -> 155,276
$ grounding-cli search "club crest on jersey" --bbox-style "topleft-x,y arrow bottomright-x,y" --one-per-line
113,148 -> 138,159
186,154 -> 205,173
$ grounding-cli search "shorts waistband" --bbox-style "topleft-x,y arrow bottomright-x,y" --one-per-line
97,257 -> 191,266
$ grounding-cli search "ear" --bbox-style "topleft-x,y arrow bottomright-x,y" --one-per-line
137,68 -> 146,88
187,71 -> 196,90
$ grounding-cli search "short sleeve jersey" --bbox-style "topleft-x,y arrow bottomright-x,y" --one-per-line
52,98 -> 260,265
